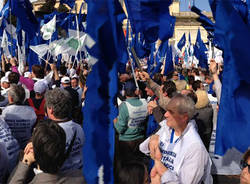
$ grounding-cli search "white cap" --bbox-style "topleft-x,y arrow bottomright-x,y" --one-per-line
69,68 -> 76,78
5,71 -> 11,78
24,72 -> 31,78
1,76 -> 9,84
34,80 -> 48,94
61,76 -> 70,84
71,74 -> 79,79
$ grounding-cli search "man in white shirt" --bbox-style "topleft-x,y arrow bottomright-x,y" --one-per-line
140,94 -> 212,184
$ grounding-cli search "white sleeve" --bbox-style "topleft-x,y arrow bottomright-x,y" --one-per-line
161,144 -> 211,184
139,127 -> 164,155
214,79 -> 222,104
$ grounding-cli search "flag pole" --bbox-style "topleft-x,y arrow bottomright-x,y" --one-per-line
9,0 -> 13,56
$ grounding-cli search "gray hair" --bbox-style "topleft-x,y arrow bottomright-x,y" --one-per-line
169,93 -> 195,121
45,88 -> 72,119
8,84 -> 25,104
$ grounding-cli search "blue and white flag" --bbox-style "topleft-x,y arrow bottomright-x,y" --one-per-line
10,0 -> 39,38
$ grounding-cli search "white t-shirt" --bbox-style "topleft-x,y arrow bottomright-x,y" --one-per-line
1,105 -> 37,149
59,120 -> 85,171
140,120 -> 213,184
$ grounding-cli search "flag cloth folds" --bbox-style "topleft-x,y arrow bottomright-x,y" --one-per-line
177,33 -> 186,51
193,29 -> 208,70
83,0 -> 126,183
60,0 -> 75,9
213,0 -> 250,155
10,0 -> 39,38
41,15 -> 56,40
124,0 -> 175,43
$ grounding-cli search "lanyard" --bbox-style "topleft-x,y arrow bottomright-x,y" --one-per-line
170,129 -> 180,144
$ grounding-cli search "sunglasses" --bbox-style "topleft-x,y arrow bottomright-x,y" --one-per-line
240,160 -> 250,173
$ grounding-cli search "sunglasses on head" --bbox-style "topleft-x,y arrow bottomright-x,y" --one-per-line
240,160 -> 250,173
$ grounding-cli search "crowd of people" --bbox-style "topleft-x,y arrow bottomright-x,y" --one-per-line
0,52 -> 249,184
114,59 -> 250,184
0,56 -> 88,183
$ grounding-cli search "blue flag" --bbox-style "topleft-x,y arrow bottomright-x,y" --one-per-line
83,0 -> 126,183
124,0 -> 175,43
164,44 -> 174,75
193,29 -> 208,70
177,33 -> 186,51
10,0 -> 39,38
213,0 -> 250,155
60,0 -> 75,9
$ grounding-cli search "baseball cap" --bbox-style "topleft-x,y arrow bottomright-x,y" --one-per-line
34,80 -> 48,94
124,80 -> 136,92
61,76 -> 70,84
1,76 -> 9,84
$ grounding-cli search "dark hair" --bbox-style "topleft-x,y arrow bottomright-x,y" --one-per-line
45,88 -> 72,119
152,73 -> 163,85
124,80 -> 136,97
32,120 -> 66,174
188,75 -> 195,85
192,80 -> 202,91
243,149 -> 250,162
162,81 -> 177,98
118,161 -> 147,184
59,65 -> 67,76
8,72 -> 20,84
32,65 -> 44,79
186,90 -> 198,104
193,68 -> 199,76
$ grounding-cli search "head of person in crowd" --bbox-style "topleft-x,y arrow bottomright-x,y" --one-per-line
162,80 -> 177,98
71,76 -> 79,89
32,65 -> 44,79
124,80 -> 137,98
8,72 -> 20,84
59,65 -> 67,77
240,149 -> 250,184
8,84 -> 25,105
145,84 -> 154,97
175,80 -> 187,92
119,73 -> 130,83
45,88 -> 72,121
205,75 -> 213,85
118,161 -> 149,184
1,77 -> 9,89
82,64 -> 89,77
26,120 -> 67,173
172,70 -> 179,81
152,73 -> 163,85
164,94 -> 195,135
192,80 -> 203,91
187,75 -> 194,88
61,76 -> 71,88
195,90 -> 209,109
181,89 -> 198,104
34,80 -> 48,99
192,68 -> 200,77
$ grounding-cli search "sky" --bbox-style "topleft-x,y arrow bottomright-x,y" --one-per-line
180,0 -> 211,12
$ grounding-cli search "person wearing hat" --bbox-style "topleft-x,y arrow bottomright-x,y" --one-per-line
27,80 -> 48,121
61,76 -> 79,109
113,80 -> 148,170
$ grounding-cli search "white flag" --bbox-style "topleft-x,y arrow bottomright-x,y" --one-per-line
30,44 -> 48,58
1,30 -> 10,57
41,15 -> 56,40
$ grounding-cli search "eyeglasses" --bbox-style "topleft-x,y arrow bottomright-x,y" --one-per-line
240,160 -> 250,173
